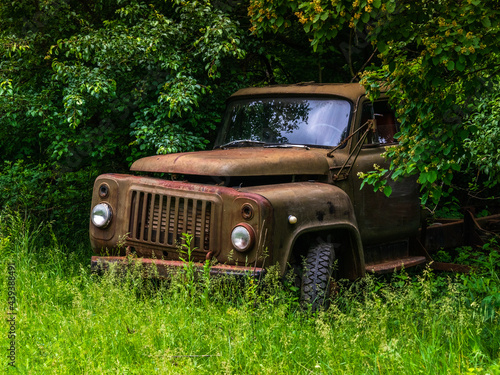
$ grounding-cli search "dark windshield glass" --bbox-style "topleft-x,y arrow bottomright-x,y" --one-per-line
215,97 -> 351,147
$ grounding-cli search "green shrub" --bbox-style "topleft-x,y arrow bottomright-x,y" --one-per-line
0,161 -> 99,240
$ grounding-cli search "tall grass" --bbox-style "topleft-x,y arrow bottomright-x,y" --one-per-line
1,211 -> 499,374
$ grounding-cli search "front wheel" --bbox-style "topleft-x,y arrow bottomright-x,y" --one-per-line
300,242 -> 336,311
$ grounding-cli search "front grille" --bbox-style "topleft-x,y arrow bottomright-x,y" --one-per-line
128,191 -> 213,251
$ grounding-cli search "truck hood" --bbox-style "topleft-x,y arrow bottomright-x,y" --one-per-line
130,148 -> 330,176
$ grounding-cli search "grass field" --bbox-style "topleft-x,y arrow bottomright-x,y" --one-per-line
1,212 -> 500,374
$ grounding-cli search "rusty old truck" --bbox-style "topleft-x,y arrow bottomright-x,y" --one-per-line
90,83 -> 425,308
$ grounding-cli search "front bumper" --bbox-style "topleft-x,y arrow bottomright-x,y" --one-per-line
91,256 -> 265,278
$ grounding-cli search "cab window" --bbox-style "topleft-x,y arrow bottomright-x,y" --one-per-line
361,100 -> 399,145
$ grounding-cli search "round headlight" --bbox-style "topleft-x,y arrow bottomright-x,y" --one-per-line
91,203 -> 113,228
231,223 -> 255,252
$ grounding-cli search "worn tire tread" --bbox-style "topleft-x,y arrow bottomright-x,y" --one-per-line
300,242 -> 335,311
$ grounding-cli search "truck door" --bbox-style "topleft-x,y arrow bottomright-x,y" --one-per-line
349,98 -> 420,246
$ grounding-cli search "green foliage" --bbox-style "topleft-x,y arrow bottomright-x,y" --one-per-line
359,1 -> 500,204
358,163 -> 392,197
2,214 -> 500,373
462,81 -> 500,187
0,161 -> 98,238
0,0 -> 247,165
178,233 -> 198,300
249,0 -> 500,205
435,240 -> 500,323
0,0 -> 252,231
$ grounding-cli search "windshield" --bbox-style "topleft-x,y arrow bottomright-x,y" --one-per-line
215,97 -> 351,148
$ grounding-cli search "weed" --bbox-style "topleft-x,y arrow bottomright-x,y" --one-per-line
178,233 -> 197,300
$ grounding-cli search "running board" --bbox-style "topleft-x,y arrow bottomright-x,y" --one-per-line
365,256 -> 427,274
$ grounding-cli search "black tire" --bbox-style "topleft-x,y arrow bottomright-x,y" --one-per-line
300,242 -> 335,311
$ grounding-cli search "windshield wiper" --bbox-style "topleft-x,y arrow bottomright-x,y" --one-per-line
264,144 -> 310,150
217,140 -> 266,149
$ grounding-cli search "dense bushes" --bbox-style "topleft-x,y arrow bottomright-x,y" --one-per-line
0,1 -> 250,233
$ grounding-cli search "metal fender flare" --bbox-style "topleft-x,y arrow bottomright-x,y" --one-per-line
242,181 -> 365,280
286,222 -> 365,280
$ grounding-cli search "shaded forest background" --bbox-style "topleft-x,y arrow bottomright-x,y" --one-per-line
0,0 -> 499,239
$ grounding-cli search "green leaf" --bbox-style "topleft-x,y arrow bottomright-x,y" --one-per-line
432,188 -> 442,201
443,144 -> 453,155
386,1 -> 396,13
427,170 -> 438,183
315,28 -> 325,40
414,145 -> 424,155
377,41 -> 387,53
419,173 -> 427,184
383,185 -> 392,197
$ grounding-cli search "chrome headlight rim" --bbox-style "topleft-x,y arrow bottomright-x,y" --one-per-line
231,223 -> 256,252
91,203 -> 113,228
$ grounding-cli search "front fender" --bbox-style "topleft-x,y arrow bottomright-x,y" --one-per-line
241,182 -> 365,279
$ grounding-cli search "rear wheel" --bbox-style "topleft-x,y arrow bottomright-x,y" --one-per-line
300,242 -> 336,311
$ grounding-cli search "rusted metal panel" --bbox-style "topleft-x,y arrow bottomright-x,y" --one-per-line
130,148 -> 331,176
242,181 -> 365,279
90,173 -> 274,267
415,210 -> 500,273
91,256 -> 265,278
428,262 -> 471,273
421,221 -> 466,252
365,256 -> 427,274
465,211 -> 500,242
421,212 -> 500,253
229,83 -> 367,102
365,257 -> 472,275
347,96 -> 421,245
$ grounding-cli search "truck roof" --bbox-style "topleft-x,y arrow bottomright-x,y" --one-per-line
229,82 -> 367,102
